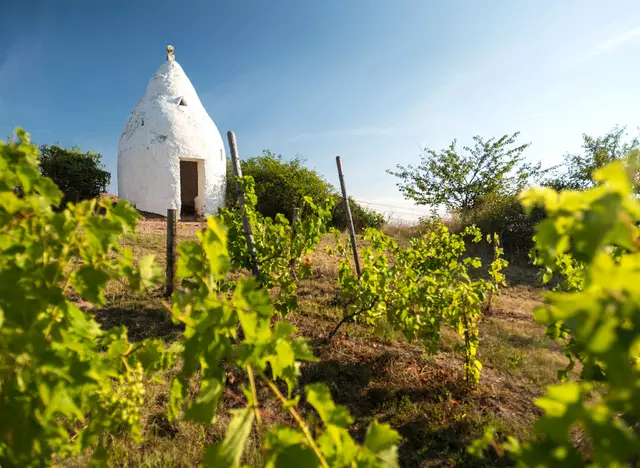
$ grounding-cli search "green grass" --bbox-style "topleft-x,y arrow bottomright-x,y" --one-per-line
69,222 -> 571,467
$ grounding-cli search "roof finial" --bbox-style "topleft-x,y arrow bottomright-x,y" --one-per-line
166,45 -> 175,62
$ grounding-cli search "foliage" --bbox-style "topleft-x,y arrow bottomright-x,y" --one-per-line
460,192 -> 546,259
167,217 -> 401,467
220,176 -> 334,315
530,247 -> 587,381
328,223 -> 507,384
226,151 -> 383,231
0,130 -> 171,466
473,157 -> 640,465
387,132 -> 547,214
226,152 -> 332,220
331,196 -> 384,231
39,143 -> 111,207
545,126 -> 640,191
1,129 -> 400,466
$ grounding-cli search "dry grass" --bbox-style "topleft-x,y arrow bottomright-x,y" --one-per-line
67,220 -> 572,467
382,220 -> 421,239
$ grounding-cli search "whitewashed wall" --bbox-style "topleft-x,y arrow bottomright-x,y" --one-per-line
118,60 -> 226,217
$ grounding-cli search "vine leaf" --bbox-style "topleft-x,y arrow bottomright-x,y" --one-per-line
306,383 -> 353,428
203,408 -> 255,467
71,265 -> 110,306
364,420 -> 402,467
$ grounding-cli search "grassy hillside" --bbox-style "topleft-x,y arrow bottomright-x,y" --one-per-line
69,219 -> 571,467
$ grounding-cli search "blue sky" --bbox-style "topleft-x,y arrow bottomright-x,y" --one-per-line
2,1 -> 639,221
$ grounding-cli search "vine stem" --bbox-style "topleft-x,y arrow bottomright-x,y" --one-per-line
326,299 -> 378,341
123,342 -> 145,358
259,373 -> 330,468
246,365 -> 262,427
326,309 -> 363,341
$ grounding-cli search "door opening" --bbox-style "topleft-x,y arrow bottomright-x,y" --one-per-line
180,160 -> 198,217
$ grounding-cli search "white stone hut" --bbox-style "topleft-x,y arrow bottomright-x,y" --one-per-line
118,46 -> 226,218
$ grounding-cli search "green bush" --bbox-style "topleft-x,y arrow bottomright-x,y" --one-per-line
459,193 -> 545,259
226,151 -> 383,231
39,144 -> 110,207
331,195 -> 384,231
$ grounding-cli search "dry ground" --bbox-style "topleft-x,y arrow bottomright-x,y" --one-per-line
68,219 -> 570,467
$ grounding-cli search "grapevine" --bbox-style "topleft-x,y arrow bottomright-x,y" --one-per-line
473,157 -> 640,465
0,129 -> 399,467
328,223 -> 507,384
219,175 -> 334,314
0,129 -> 175,466
167,217 -> 400,467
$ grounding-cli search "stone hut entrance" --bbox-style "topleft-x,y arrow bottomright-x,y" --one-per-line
180,160 -> 199,216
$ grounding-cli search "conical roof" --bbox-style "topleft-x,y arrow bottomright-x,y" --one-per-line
119,57 -> 223,159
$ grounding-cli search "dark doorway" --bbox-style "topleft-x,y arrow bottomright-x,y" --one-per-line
180,161 -> 198,216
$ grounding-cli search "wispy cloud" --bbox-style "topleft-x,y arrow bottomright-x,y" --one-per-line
567,25 -> 640,66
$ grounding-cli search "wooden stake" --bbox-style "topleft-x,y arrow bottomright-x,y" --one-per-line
165,208 -> 178,297
227,131 -> 261,280
289,207 -> 300,279
335,156 -> 361,277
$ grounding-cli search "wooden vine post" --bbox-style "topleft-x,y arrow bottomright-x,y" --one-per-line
227,130 -> 262,280
289,207 -> 300,279
335,156 -> 362,277
165,208 -> 178,297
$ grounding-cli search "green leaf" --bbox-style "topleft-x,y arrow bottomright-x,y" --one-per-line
268,340 -> 295,381
137,254 -> 162,290
267,444 -> 320,468
110,200 -> 139,231
306,383 -> 353,428
534,382 -> 581,418
264,426 -> 320,468
42,385 -> 84,423
364,420 -> 402,454
203,408 -> 255,467
71,265 -> 110,306
168,377 -> 186,421
184,377 -> 223,424
291,338 -> 317,362
35,174 -> 63,206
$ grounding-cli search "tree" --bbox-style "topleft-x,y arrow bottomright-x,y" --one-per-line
545,125 -> 640,191
39,144 -> 111,207
387,132 -> 545,214
226,151 -> 332,220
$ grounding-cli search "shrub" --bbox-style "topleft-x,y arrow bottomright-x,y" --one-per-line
226,151 -> 383,231
458,193 -> 545,259
331,195 -> 384,231
226,152 -> 331,219
39,144 -> 111,207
